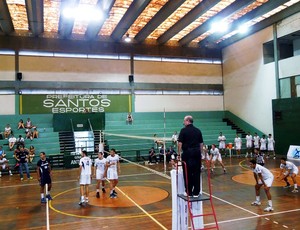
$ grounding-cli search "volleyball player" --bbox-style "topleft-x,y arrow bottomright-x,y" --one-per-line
106,148 -> 120,198
234,134 -> 242,158
210,144 -> 226,174
267,134 -> 276,159
37,152 -> 52,203
245,132 -> 253,158
94,152 -> 107,198
277,157 -> 298,193
249,159 -> 274,212
78,150 -> 92,205
218,132 -> 226,155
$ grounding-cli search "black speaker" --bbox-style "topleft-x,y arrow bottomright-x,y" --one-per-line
129,74 -> 134,83
16,72 -> 22,81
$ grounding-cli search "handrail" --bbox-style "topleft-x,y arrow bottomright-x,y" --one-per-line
70,119 -> 74,132
87,119 -> 95,139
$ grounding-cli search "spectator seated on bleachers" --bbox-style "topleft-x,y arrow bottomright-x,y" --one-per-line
8,134 -> 17,151
0,146 -> 6,158
16,135 -> 25,146
148,147 -> 158,165
126,113 -> 133,125
25,129 -> 33,141
159,145 -> 165,162
0,155 -> 13,177
4,124 -> 12,139
167,146 -> 176,163
29,145 -> 35,163
17,119 -> 25,130
25,118 -> 33,129
32,127 -> 39,139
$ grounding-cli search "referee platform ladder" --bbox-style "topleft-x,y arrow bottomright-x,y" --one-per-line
171,160 -> 219,230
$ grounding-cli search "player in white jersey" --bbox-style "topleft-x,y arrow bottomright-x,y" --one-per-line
245,132 -> 253,158
253,133 -> 260,149
78,150 -> 92,205
201,144 -> 211,170
234,134 -> 242,158
94,152 -> 107,198
249,159 -> 274,212
259,134 -> 267,156
210,144 -> 226,174
218,132 -> 226,156
267,134 -> 276,159
106,148 -> 120,198
0,155 -> 13,177
277,157 -> 299,193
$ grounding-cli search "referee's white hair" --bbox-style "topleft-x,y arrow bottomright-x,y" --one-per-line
184,115 -> 193,123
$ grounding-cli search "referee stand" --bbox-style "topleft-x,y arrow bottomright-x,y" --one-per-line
171,161 -> 219,230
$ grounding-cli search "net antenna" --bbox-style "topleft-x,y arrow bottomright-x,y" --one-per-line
45,183 -> 50,230
163,108 -> 167,174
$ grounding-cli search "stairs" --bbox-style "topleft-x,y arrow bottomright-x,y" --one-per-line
222,118 -> 246,138
59,131 -> 75,154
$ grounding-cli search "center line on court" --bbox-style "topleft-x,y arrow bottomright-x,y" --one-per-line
114,185 -> 168,230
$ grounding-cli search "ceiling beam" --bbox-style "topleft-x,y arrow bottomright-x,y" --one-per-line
179,0 -> 257,46
134,0 -> 185,43
218,1 -> 300,49
199,0 -> 290,47
111,0 -> 151,41
0,1 -> 14,34
157,0 -> 220,44
85,0 -> 116,39
58,0 -> 79,38
25,0 -> 44,36
0,35 -> 221,59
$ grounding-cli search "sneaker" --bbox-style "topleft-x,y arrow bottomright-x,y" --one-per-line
28,176 -> 33,180
85,198 -> 89,203
96,192 -> 100,198
78,200 -> 85,205
264,206 -> 274,212
20,178 -> 24,181
251,201 -> 261,206
223,169 -> 227,174
41,198 -> 47,203
46,194 -> 53,200
0,174 -> 1,178
283,184 -> 291,188
10,173 -> 13,176
102,188 -> 106,193
292,189 -> 299,193
110,193 -> 116,199
193,194 -> 199,198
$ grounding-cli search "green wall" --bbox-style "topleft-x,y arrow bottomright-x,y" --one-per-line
273,98 -> 300,155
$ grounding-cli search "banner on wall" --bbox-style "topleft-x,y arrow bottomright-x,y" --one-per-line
20,94 -> 131,114
287,145 -> 300,166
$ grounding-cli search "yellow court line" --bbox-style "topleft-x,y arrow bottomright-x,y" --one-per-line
49,183 -> 171,221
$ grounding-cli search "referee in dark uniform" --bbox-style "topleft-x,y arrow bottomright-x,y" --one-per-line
178,115 -> 203,197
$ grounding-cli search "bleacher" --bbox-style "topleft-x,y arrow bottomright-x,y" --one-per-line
0,111 -> 248,170
0,114 -> 61,171
104,111 -> 237,161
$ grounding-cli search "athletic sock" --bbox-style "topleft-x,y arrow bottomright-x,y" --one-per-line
268,200 -> 272,207
96,189 -> 99,192
256,196 -> 260,202
295,184 -> 298,189
81,196 -> 85,201
41,193 -> 45,199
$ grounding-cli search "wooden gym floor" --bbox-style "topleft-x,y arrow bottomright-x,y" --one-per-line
0,157 -> 300,230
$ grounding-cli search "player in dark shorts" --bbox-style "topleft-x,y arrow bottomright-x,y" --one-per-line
37,152 -> 52,203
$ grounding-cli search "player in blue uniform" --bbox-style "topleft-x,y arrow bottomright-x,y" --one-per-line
37,152 -> 52,203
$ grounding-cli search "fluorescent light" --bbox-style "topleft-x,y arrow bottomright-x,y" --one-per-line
210,21 -> 228,33
62,5 -> 102,22
238,25 -> 249,34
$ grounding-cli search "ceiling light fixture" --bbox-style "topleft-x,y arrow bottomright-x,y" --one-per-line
124,33 -> 131,43
210,21 -> 229,33
62,5 -> 102,22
